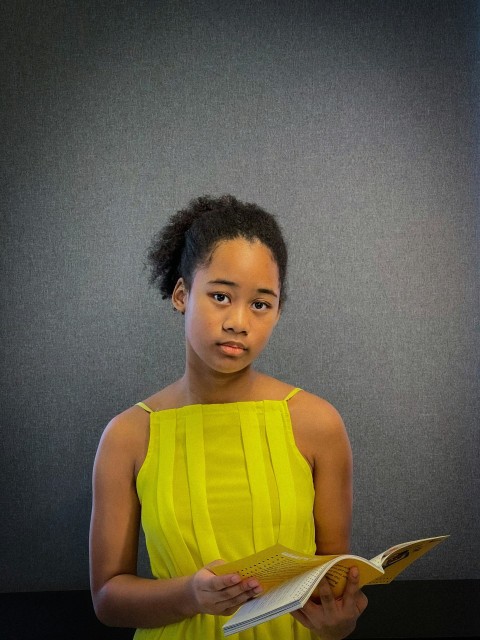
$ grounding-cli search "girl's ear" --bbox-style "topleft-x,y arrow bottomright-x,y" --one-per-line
172,278 -> 188,313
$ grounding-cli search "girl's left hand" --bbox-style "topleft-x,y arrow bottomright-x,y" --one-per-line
291,567 -> 368,640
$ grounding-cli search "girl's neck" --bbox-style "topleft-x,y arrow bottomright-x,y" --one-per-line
179,366 -> 262,405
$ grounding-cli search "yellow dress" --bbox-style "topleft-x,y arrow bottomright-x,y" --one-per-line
134,389 -> 317,639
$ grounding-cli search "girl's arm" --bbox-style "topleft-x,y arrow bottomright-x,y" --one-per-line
289,392 -> 368,639
311,398 -> 353,555
89,412 -> 261,628
290,392 -> 353,552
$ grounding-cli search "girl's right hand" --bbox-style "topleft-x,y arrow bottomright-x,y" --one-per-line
188,562 -> 262,617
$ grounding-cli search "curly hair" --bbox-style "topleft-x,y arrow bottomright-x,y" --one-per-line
147,194 -> 288,306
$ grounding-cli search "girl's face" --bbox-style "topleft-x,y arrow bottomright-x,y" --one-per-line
173,237 -> 281,376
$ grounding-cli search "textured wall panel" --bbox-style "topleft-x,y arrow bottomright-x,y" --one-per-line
1,0 -> 478,590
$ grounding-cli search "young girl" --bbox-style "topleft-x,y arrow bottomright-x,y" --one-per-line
89,195 -> 368,639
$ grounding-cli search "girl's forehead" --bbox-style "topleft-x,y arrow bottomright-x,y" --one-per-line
196,238 -> 280,287
207,237 -> 277,268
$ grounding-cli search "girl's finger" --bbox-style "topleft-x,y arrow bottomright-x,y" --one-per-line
314,577 -> 336,609
342,566 -> 360,599
212,575 -> 262,603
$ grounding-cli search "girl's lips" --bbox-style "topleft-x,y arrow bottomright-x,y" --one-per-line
218,343 -> 246,356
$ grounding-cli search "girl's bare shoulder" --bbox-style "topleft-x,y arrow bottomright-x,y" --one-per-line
96,403 -> 150,474
289,388 -> 344,421
96,383 -> 179,475
100,382 -> 185,468
288,389 -> 349,446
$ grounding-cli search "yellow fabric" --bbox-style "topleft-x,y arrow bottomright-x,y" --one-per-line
135,391 -> 316,639
136,401 -> 153,413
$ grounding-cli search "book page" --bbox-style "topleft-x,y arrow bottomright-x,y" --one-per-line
223,566 -> 324,635
368,535 -> 449,584
223,557 -> 384,636
213,545 -> 384,597
212,544 -> 338,591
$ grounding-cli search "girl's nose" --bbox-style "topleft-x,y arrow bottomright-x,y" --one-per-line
222,306 -> 249,335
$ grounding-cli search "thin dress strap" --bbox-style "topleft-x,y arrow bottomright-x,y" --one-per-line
283,387 -> 302,402
136,401 -> 153,413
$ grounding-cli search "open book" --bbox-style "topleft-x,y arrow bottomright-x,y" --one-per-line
211,535 -> 448,636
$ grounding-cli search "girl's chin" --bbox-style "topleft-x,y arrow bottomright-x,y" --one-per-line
208,355 -> 253,375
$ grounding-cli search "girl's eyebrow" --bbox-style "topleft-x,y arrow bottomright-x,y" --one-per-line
207,279 -> 237,287
207,279 -> 278,298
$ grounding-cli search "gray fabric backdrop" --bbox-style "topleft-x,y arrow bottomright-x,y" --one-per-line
1,0 -> 478,591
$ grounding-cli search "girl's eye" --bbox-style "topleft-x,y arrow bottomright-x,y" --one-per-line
212,293 -> 229,304
252,301 -> 270,311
